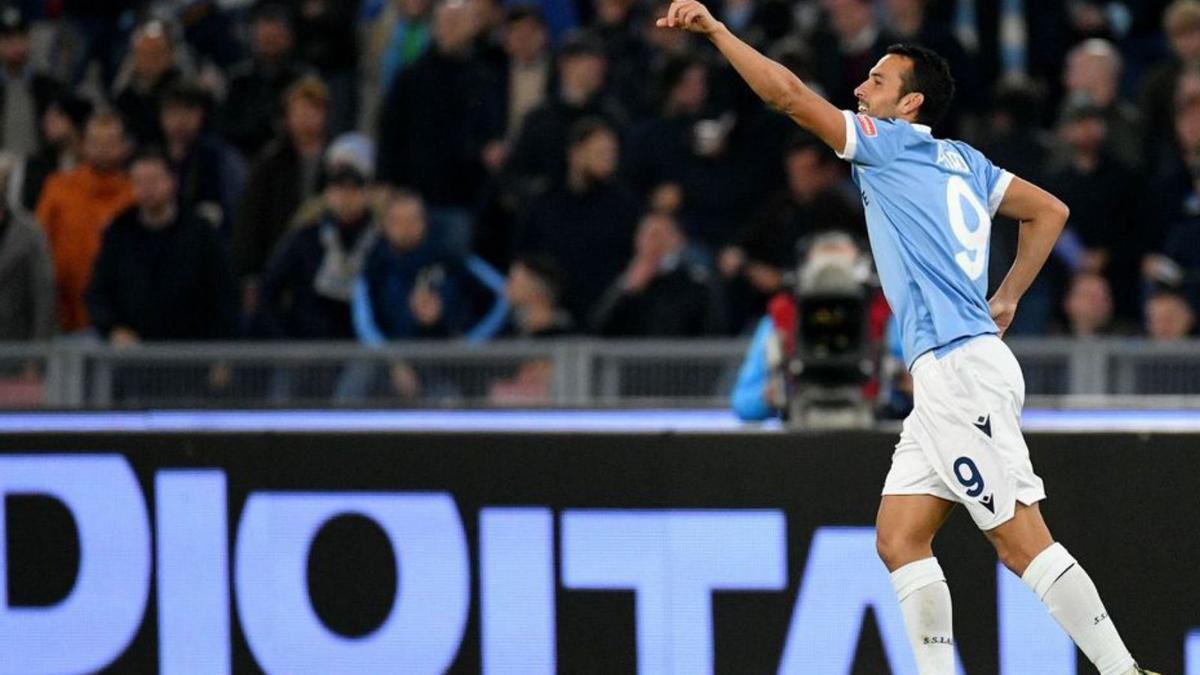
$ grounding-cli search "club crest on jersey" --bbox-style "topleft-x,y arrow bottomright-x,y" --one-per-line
936,141 -> 970,174
856,114 -> 877,137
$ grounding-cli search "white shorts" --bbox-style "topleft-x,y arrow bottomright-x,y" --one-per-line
881,334 -> 1046,530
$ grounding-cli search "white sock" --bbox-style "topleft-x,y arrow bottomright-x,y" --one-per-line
1021,543 -> 1136,675
890,557 -> 956,674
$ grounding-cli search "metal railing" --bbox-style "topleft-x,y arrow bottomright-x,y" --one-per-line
0,337 -> 1197,410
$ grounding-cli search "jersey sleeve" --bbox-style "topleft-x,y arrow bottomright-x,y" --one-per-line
963,144 -> 1015,217
836,111 -> 909,168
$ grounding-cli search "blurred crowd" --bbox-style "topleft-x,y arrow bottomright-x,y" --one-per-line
1,0 -> 1198,360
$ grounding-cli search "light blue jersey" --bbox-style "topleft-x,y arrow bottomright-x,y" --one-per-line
837,110 -> 1014,368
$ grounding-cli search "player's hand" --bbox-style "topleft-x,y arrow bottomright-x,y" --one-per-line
656,0 -> 721,35
988,295 -> 1018,338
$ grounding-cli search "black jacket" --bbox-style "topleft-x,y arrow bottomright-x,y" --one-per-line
501,94 -> 628,207
377,48 -> 501,208
256,216 -> 372,340
736,189 -> 865,267
591,259 -> 725,337
234,137 -> 323,279
219,58 -> 307,157
516,181 -> 640,322
174,133 -> 245,232
113,68 -> 182,145
86,207 -> 237,340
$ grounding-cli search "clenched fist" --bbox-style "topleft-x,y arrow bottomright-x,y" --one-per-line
655,0 -> 722,34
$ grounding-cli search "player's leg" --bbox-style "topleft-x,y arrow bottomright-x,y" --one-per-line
876,494 -> 955,572
876,494 -> 957,674
986,502 -> 1147,675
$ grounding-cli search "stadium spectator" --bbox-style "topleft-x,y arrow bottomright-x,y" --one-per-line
1045,95 -> 1143,322
1059,272 -> 1134,337
1146,86 -> 1200,313
339,188 -> 505,402
85,148 -> 237,344
643,103 -> 787,254
470,0 -> 510,70
360,0 -> 433,133
219,3 -> 306,158
625,55 -> 712,197
593,0 -> 654,121
165,0 -> 243,73
353,188 -> 505,342
255,132 -> 380,340
515,117 -> 639,323
501,30 -> 627,208
1145,287 -> 1197,338
591,209 -> 725,336
719,135 -> 863,323
17,94 -> 90,212
482,254 -> 572,404
1141,0 -> 1200,175
980,80 -> 1053,185
1060,39 -> 1143,169
113,20 -> 184,145
60,0 -> 138,88
0,156 -> 54,341
980,78 -> 1054,331
501,253 -> 572,337
159,81 -> 246,231
377,0 -> 501,257
469,7 -> 564,268
0,6 -> 61,157
291,0 -> 361,135
234,74 -> 329,306
496,5 -> 552,148
811,0 -> 892,112
35,111 -> 134,333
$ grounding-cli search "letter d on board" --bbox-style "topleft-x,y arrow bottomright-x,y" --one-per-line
0,455 -> 151,674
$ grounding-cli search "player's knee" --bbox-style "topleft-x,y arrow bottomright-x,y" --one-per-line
875,530 -> 928,571
993,541 -> 1034,576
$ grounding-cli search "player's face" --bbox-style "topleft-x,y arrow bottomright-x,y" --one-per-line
854,55 -> 919,121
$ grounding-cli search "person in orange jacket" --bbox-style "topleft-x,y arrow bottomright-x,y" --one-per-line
35,110 -> 135,333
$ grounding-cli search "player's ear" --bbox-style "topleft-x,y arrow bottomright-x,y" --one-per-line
901,91 -> 925,117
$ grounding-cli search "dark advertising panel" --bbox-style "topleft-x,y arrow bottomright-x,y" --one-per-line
0,431 -> 1194,673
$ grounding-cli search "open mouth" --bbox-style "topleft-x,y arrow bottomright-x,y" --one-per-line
857,103 -> 868,113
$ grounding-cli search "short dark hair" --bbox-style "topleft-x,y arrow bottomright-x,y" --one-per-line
557,29 -> 605,61
885,43 -> 955,127
130,146 -> 174,173
514,253 -> 566,302
162,81 -> 213,114
567,116 -> 614,148
253,1 -> 294,26
506,4 -> 546,26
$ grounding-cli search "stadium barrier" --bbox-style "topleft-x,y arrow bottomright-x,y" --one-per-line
2,337 -> 1200,409
0,430 -> 1195,673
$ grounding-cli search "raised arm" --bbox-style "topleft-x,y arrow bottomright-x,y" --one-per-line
658,0 -> 846,153
989,176 -> 1071,335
